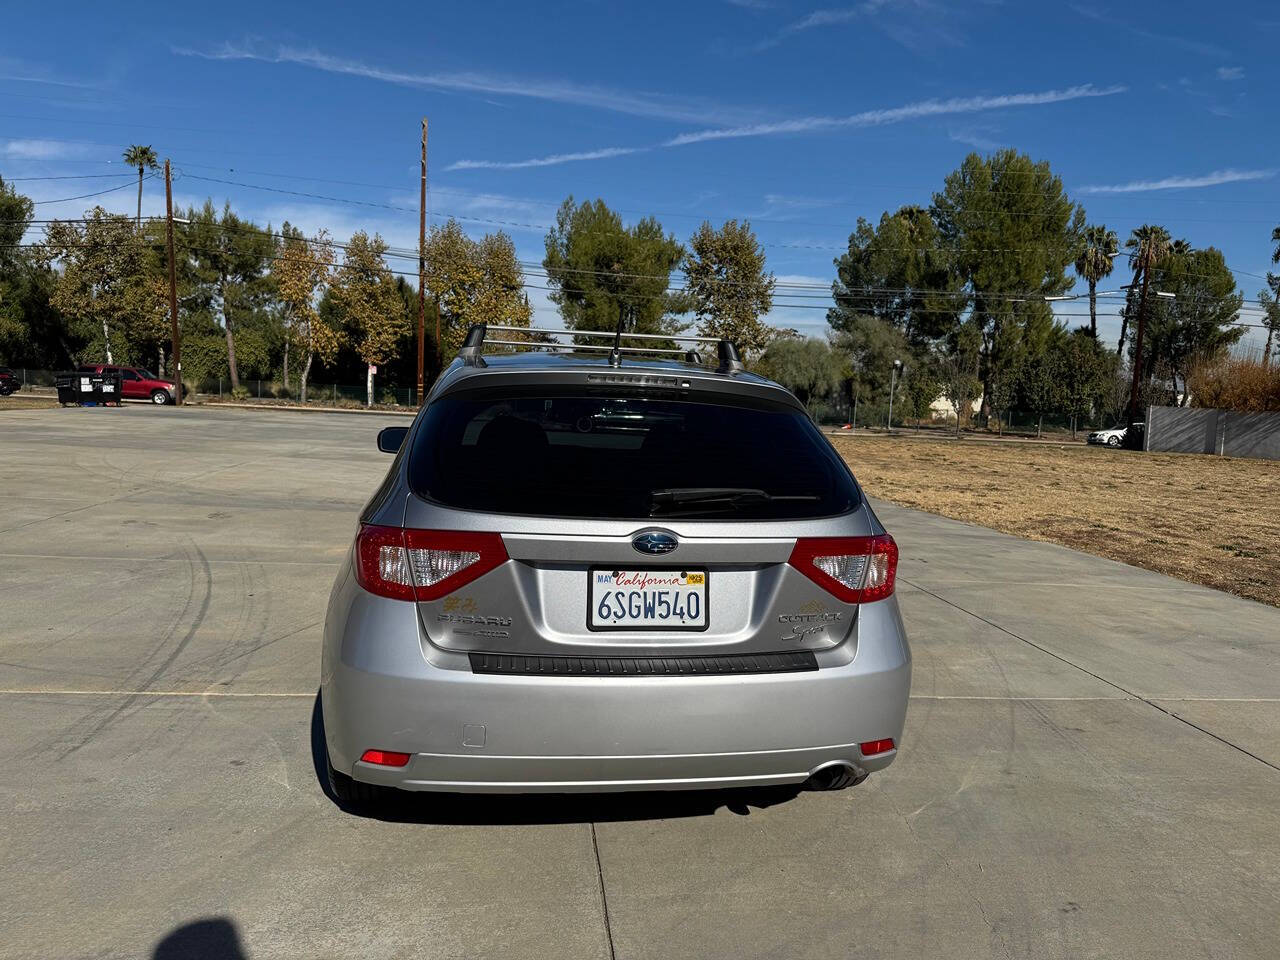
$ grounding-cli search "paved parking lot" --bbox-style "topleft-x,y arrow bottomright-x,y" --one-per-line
1,406 -> 1277,960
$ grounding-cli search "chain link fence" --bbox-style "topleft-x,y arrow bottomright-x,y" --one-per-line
191,378 -> 416,407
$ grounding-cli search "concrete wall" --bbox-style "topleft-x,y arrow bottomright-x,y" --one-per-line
1146,405 -> 1280,460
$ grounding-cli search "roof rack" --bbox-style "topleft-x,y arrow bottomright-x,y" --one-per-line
457,323 -> 745,374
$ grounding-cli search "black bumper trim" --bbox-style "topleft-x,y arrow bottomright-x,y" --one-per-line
468,650 -> 819,677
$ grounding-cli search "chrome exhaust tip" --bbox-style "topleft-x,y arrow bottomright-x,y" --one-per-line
803,759 -> 869,791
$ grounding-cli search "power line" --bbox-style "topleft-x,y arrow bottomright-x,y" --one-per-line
30,174 -> 157,206
4,173 -> 135,182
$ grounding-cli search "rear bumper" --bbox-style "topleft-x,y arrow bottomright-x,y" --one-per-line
321,565 -> 911,793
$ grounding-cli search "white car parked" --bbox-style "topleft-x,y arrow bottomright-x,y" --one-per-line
1087,423 -> 1142,447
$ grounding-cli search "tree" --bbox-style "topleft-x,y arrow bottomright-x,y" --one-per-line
122,145 -> 159,229
756,337 -> 843,416
1117,224 -> 1171,355
828,205 -> 963,347
1074,224 -> 1118,339
39,207 -> 163,365
1261,287 -> 1280,367
932,150 -> 1084,418
271,224 -> 338,402
1132,245 -> 1242,403
543,197 -> 686,340
937,322 -> 983,436
186,201 -> 277,390
1059,329 -> 1112,437
424,219 -> 532,357
1019,332 -> 1067,437
329,232 -> 409,407
681,219 -> 775,356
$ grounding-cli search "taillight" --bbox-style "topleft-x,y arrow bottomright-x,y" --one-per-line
360,748 -> 412,767
354,525 -> 508,601
788,534 -> 898,603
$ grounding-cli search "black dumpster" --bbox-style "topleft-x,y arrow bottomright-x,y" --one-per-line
56,370 -> 124,406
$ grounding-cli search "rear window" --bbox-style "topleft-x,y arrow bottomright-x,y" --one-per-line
408,389 -> 859,520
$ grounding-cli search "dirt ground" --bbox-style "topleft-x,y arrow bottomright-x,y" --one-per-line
833,434 -> 1280,607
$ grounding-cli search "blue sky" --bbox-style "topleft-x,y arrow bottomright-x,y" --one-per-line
3,0 -> 1278,350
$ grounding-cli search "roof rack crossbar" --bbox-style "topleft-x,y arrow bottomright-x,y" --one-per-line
486,324 -> 719,345
485,339 -> 688,356
457,322 -> 743,372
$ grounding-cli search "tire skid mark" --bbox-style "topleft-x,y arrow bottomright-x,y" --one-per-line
49,543 -> 214,760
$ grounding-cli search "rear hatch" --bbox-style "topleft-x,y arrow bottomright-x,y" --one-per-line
392,377 -> 891,659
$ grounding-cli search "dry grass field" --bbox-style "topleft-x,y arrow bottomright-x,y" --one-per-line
834,434 -> 1280,607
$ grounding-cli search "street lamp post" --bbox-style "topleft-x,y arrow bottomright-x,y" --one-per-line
887,359 -> 903,433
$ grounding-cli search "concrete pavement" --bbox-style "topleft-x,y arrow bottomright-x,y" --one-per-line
0,406 -> 1276,959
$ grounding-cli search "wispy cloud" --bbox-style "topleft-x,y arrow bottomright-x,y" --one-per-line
1216,66 -> 1245,81
1078,168 -> 1277,194
174,41 -> 750,125
753,1 -> 896,50
949,127 -> 1001,151
448,83 -> 1125,173
0,56 -> 93,88
1067,5 -> 1229,58
449,83 -> 1125,172
1,138 -> 92,160
447,146 -> 647,172
665,83 -> 1125,146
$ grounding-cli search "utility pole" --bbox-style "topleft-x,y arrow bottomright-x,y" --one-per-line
164,159 -> 182,405
1125,264 -> 1153,430
417,117 -> 428,404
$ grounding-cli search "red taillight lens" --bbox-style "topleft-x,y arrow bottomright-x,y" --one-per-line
354,525 -> 508,601
788,534 -> 898,603
859,738 -> 895,757
359,749 -> 412,767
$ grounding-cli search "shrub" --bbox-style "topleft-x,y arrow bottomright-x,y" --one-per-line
230,385 -> 251,401
1187,355 -> 1280,412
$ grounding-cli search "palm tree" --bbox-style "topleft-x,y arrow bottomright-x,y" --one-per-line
1074,224 -> 1118,339
1117,225 -> 1172,355
122,145 -> 159,228
1122,224 -> 1173,422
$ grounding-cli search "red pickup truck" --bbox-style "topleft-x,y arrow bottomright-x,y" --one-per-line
77,364 -> 176,404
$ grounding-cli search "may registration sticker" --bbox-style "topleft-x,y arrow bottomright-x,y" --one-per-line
588,569 -> 708,631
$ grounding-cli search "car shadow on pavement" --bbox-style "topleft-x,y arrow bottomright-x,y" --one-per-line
153,917 -> 248,960
310,692 -> 803,826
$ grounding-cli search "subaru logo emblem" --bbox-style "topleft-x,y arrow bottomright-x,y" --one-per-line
632,531 -> 678,555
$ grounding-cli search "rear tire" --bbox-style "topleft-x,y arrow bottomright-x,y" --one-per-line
151,390 -> 171,405
1106,435 -> 1121,447
326,750 -> 391,811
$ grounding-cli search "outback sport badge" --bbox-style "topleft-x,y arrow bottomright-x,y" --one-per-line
632,531 -> 678,555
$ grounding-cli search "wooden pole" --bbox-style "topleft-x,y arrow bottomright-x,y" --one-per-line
164,159 -> 182,405
417,117 -> 428,404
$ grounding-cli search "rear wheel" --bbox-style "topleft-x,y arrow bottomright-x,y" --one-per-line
151,390 -> 171,405
1106,435 -> 1121,447
325,749 -> 392,811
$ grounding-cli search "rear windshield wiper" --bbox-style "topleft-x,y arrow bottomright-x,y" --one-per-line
649,487 -> 819,515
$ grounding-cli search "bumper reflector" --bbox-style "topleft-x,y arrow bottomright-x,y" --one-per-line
359,749 -> 412,767
859,738 -> 895,756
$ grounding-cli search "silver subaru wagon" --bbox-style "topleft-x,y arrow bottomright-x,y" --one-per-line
320,325 -> 911,806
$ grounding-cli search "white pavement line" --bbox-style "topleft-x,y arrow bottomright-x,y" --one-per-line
0,689 -> 314,698
901,574 -> 1280,774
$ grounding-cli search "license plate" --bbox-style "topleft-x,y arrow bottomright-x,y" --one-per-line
588,569 -> 708,631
